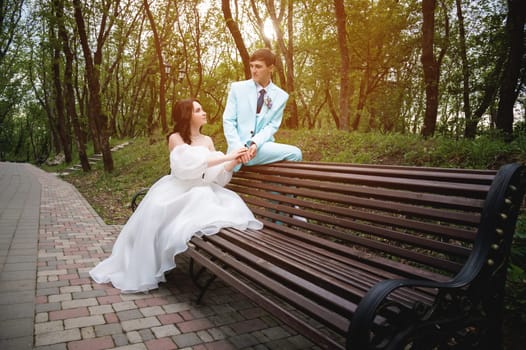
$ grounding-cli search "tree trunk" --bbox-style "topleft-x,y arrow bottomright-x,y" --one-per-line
352,66 -> 370,131
325,87 -> 340,129
465,53 -> 505,138
421,0 -> 439,137
334,0 -> 351,131
496,0 -> 526,137
455,0 -> 473,138
143,0 -> 168,134
29,55 -> 63,157
222,0 -> 250,79
268,0 -> 298,128
51,27 -> 72,163
55,0 -> 90,171
72,0 -> 114,172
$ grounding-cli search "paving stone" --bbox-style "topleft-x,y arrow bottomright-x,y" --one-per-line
35,312 -> 49,323
94,323 -> 123,337
228,333 -> 261,348
177,318 -> 214,333
0,317 -> 34,338
0,302 -> 34,321
48,294 -> 72,303
35,302 -> 61,313
121,316 -> 161,332
0,336 -> 34,350
67,335 -> 114,350
138,328 -> 155,341
144,337 -> 177,350
112,333 -> 129,347
89,304 -> 113,315
62,298 -> 98,309
117,309 -> 143,321
139,305 -> 165,317
34,328 -> 81,346
34,320 -> 64,334
112,301 -> 137,312
172,332 -> 203,348
0,290 -> 35,304
64,315 -> 105,329
151,324 -> 180,338
126,331 -> 143,344
81,326 -> 95,339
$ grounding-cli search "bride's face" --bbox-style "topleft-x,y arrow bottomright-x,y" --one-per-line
191,101 -> 207,128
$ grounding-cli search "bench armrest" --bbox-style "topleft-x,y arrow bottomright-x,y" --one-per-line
348,277 -> 469,349
131,188 -> 149,212
348,162 -> 526,350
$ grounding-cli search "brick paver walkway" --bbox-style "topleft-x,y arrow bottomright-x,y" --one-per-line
0,162 -> 316,350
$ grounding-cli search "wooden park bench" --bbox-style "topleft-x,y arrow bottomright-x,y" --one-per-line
132,161 -> 526,349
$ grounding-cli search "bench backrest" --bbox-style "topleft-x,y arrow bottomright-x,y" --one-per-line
228,162 -> 525,285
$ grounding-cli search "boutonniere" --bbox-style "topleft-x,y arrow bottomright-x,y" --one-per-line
264,95 -> 272,109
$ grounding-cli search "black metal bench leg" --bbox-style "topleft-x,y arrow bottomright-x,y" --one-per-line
189,257 -> 219,304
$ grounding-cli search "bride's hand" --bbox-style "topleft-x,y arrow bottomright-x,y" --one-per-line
226,147 -> 248,162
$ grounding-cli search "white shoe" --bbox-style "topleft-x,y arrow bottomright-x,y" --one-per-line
293,206 -> 307,222
292,215 -> 307,222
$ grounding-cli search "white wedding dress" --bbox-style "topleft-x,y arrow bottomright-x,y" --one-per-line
89,144 -> 263,293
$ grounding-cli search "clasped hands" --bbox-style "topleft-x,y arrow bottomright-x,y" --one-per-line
229,144 -> 257,164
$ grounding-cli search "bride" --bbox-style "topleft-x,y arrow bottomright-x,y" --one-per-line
89,98 -> 263,293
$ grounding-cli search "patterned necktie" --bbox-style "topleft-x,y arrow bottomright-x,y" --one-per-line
256,89 -> 266,114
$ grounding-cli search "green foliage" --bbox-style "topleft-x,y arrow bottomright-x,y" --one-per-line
278,128 -> 526,168
505,211 -> 526,327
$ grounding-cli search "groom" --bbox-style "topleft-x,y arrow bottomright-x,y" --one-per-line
223,48 -> 302,170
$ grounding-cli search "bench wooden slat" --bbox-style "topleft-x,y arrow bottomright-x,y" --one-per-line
262,162 -> 497,184
231,182 -> 483,227
231,174 -> 486,211
246,206 -> 466,274
242,166 -> 492,197
186,244 -> 346,350
223,228 -> 437,307
268,161 -> 498,176
190,235 -> 353,333
236,186 -> 478,242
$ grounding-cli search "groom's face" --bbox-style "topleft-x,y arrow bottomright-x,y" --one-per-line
250,60 -> 274,87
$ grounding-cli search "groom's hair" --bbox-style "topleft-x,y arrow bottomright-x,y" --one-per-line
250,48 -> 275,67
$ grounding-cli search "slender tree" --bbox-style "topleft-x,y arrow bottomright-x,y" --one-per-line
455,0 -> 473,138
267,0 -> 298,128
50,22 -> 72,163
222,0 -> 250,78
421,0 -> 448,137
333,0 -> 350,131
72,0 -> 114,172
143,0 -> 169,134
496,0 -> 526,137
0,0 -> 24,64
54,0 -> 90,170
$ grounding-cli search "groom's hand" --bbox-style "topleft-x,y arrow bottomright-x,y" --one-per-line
248,143 -> 257,159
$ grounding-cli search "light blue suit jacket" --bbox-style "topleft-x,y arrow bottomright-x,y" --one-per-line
223,79 -> 288,154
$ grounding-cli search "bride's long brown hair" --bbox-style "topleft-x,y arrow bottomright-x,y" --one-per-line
166,98 -> 199,144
